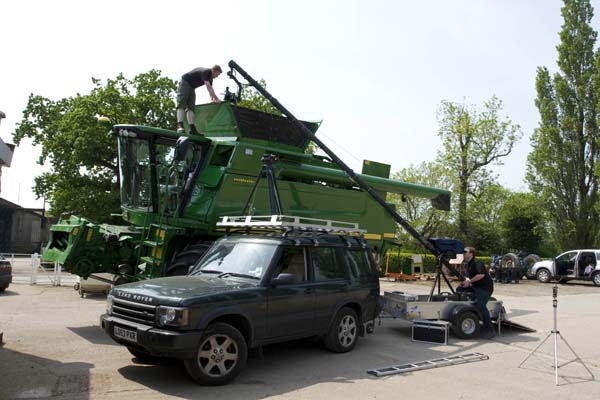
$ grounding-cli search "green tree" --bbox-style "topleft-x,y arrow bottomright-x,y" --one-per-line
237,79 -> 318,154
237,79 -> 282,115
466,183 -> 510,253
527,0 -> 599,249
436,96 -> 522,239
13,70 -> 177,222
390,161 -> 453,248
498,192 -> 545,254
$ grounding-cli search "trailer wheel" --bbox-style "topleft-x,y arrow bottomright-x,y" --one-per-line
592,272 -> 600,287
324,307 -> 359,353
536,268 -> 552,283
166,241 -> 212,276
452,311 -> 481,339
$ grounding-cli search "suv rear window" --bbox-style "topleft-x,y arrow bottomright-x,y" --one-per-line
311,247 -> 346,280
345,250 -> 372,279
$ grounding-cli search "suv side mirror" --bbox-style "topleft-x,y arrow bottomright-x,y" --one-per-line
271,273 -> 295,285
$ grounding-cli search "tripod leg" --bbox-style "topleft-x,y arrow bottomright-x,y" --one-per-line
557,332 -> 595,380
428,272 -> 440,301
554,331 -> 559,385
518,331 -> 553,368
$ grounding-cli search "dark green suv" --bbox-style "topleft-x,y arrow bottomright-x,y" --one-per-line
101,231 -> 380,385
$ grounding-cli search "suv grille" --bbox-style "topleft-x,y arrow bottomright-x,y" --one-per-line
113,298 -> 156,325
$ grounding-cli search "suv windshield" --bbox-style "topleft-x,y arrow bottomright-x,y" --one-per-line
189,240 -> 278,279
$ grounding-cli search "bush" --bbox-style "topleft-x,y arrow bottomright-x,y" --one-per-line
381,252 -> 492,276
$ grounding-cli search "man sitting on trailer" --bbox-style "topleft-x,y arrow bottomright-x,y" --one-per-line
459,246 -> 495,339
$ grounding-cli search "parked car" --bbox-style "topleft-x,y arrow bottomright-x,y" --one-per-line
530,249 -> 600,286
0,255 -> 13,291
101,231 -> 381,385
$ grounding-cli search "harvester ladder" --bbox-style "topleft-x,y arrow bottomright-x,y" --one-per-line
367,352 -> 489,377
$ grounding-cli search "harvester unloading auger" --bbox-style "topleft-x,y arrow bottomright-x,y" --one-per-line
226,60 -> 465,289
43,60 -> 454,285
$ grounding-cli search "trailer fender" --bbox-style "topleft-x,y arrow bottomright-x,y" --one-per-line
445,303 -> 482,322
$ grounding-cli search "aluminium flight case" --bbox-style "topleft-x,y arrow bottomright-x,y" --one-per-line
412,319 -> 451,344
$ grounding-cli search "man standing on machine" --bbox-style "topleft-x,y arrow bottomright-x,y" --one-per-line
460,246 -> 495,339
176,65 -> 222,135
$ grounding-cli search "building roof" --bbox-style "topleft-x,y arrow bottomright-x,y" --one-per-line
0,197 -> 46,219
0,136 -> 13,167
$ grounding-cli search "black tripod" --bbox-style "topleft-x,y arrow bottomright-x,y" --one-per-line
428,255 -> 457,300
242,154 -> 283,216
518,284 -> 594,385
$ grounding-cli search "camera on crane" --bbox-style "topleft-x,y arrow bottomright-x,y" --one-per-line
428,238 -> 464,258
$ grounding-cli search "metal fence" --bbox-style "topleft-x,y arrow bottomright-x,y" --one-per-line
1,253 -> 76,286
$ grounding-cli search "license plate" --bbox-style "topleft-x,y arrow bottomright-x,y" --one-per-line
114,325 -> 137,342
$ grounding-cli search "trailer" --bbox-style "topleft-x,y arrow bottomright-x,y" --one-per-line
382,291 -> 506,340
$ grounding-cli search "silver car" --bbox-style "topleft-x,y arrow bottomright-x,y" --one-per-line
531,249 -> 600,286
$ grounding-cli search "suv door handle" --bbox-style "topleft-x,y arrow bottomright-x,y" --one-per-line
304,288 -> 315,294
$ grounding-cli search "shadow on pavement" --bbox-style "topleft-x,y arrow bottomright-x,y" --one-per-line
68,325 -> 120,346
115,321 -> 541,399
0,289 -> 19,297
0,347 -> 93,399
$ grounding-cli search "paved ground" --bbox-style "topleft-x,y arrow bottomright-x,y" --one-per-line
0,279 -> 599,400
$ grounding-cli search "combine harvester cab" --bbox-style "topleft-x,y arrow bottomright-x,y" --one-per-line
43,75 -> 450,283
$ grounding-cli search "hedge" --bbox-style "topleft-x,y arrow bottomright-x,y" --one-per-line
382,252 -> 492,276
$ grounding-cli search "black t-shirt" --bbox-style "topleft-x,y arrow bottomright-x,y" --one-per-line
466,258 -> 493,292
182,67 -> 213,88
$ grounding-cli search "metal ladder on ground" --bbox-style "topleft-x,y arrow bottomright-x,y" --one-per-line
367,352 -> 489,377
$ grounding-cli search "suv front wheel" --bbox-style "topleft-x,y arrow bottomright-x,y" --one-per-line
324,307 -> 359,353
184,322 -> 247,385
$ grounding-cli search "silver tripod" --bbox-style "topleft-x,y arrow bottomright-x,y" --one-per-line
518,284 -> 594,385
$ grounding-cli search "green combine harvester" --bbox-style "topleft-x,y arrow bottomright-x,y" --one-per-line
42,61 -> 450,283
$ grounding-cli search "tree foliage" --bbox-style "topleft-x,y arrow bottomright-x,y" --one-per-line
436,96 -> 522,238
498,192 -> 546,255
13,70 -> 177,222
237,79 -> 318,154
390,161 -> 453,248
237,79 -> 282,116
391,162 -> 513,253
527,0 -> 599,249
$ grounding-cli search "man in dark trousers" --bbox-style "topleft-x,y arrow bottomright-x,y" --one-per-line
176,65 -> 222,135
459,246 -> 495,339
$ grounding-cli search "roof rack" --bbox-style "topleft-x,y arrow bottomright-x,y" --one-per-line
217,215 -> 366,235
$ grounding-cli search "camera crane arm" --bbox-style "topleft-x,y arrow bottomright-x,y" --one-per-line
227,60 -> 464,283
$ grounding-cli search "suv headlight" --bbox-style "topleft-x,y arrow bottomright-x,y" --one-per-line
106,294 -> 114,315
156,306 -> 189,327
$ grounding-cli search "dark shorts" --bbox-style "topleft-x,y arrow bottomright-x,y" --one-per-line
176,79 -> 195,110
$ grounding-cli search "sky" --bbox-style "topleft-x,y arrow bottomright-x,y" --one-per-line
0,0 -> 598,209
